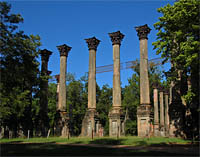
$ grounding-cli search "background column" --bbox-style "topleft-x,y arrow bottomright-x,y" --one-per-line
39,49 -> 52,137
164,89 -> 170,136
135,24 -> 151,137
159,86 -> 165,136
152,83 -> 159,136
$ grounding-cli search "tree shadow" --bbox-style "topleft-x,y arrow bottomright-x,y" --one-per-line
89,138 -> 124,145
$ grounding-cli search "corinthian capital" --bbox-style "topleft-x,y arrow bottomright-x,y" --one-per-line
40,49 -> 52,62
135,24 -> 151,40
108,31 -> 125,45
57,44 -> 72,57
85,37 -> 100,51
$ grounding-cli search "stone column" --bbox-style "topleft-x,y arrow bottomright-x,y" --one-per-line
159,86 -> 165,136
135,24 -> 151,137
152,83 -> 159,136
39,49 -> 52,137
81,37 -> 100,137
55,44 -> 71,137
108,31 -> 125,137
55,74 -> 60,110
164,89 -> 170,136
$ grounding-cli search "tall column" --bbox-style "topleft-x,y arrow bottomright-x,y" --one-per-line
81,37 -> 100,137
108,31 -> 125,137
135,24 -> 151,137
39,49 -> 52,137
56,44 -> 71,137
57,44 -> 71,111
164,89 -> 170,136
159,86 -> 165,136
152,83 -> 159,136
55,74 -> 60,110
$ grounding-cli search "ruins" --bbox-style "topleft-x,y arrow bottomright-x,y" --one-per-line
108,31 -> 125,137
135,24 -> 152,137
81,37 -> 101,137
54,44 -> 71,137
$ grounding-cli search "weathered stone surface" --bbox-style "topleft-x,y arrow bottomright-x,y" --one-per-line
153,86 -> 160,136
108,107 -> 125,137
135,24 -> 151,40
108,31 -> 125,137
57,44 -> 71,111
159,87 -> 165,136
108,31 -> 124,45
57,44 -> 71,57
135,24 -> 151,137
164,89 -> 170,136
81,109 -> 99,137
137,104 -> 151,136
81,37 -> 101,137
85,37 -> 100,51
54,111 -> 69,137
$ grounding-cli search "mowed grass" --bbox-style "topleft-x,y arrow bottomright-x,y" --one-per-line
0,136 -> 192,146
1,136 -> 198,156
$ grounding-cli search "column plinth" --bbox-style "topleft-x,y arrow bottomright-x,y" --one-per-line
108,31 -> 125,137
135,24 -> 152,137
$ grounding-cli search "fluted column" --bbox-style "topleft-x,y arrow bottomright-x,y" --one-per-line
109,31 -> 124,108
159,86 -> 165,136
55,74 -> 60,110
135,24 -> 151,137
57,44 -> 71,111
152,83 -> 159,136
85,37 -> 100,109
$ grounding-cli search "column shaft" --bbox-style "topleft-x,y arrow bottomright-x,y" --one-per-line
113,44 -> 121,107
140,39 -> 150,105
88,49 -> 96,109
58,56 -> 67,111
153,88 -> 159,124
164,93 -> 169,133
159,91 -> 164,127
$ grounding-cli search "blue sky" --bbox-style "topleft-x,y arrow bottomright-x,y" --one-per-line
8,0 -> 174,88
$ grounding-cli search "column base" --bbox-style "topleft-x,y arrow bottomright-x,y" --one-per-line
153,123 -> 160,137
137,104 -> 152,137
54,111 -> 70,137
81,109 -> 102,137
160,125 -> 166,137
108,107 -> 125,137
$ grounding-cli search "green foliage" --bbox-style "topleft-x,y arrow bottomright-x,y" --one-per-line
153,0 -> 199,138
0,2 -> 41,135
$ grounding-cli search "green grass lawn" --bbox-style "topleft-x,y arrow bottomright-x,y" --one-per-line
0,136 -> 192,145
1,136 -> 198,156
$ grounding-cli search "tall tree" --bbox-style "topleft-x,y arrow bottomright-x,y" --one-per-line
0,2 -> 41,137
153,0 -> 199,138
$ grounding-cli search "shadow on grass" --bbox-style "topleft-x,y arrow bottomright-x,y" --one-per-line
1,143 -> 199,156
89,138 -> 124,145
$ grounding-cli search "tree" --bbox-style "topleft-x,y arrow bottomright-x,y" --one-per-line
153,0 -> 199,138
96,84 -> 112,135
0,2 -> 41,137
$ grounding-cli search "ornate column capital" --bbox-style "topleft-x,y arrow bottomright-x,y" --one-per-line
135,24 -> 151,40
57,44 -> 72,57
159,85 -> 165,92
40,49 -> 53,62
85,37 -> 100,51
108,31 -> 125,45
152,82 -> 159,89
163,88 -> 169,95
